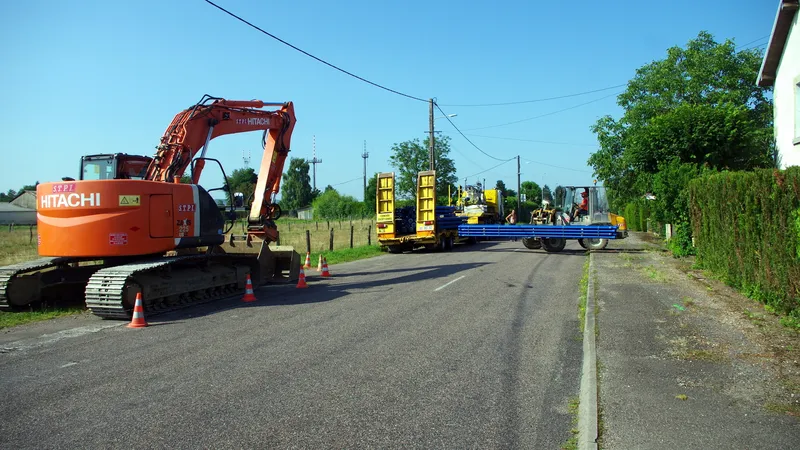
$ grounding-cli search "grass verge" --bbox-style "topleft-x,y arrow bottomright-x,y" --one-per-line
579,256 -> 589,332
0,306 -> 85,330
562,396 -> 580,450
308,245 -> 384,266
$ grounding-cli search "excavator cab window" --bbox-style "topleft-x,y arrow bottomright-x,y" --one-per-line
79,154 -> 152,180
80,155 -> 117,181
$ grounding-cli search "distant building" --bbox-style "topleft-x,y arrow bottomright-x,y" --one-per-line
0,203 -> 36,225
10,190 -> 37,210
757,0 -> 800,168
296,206 -> 314,220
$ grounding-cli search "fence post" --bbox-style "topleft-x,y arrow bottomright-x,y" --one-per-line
29,225 -> 34,244
368,226 -> 371,245
305,230 -> 311,254
315,221 -> 318,231
350,225 -> 354,248
329,228 -> 334,251
327,220 -> 330,230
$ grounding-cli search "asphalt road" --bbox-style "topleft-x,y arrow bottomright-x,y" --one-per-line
0,240 -> 587,449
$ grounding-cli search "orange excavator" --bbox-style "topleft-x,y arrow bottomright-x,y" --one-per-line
0,95 -> 302,318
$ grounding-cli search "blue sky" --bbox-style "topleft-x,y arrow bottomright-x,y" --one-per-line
0,0 -> 778,201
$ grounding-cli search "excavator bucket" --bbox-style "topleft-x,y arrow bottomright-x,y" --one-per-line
257,244 -> 301,284
218,237 -> 301,286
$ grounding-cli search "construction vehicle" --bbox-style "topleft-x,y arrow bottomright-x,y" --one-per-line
453,184 -> 504,224
0,95 -> 301,318
458,184 -> 627,252
376,171 -> 466,253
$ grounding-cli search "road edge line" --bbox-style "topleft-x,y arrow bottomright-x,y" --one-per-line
578,251 -> 598,450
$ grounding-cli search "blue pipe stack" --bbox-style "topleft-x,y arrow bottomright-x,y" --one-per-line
436,206 -> 467,230
394,206 -> 416,235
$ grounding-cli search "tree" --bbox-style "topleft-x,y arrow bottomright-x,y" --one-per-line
520,181 -> 541,206
588,31 -> 775,211
226,168 -> 258,206
389,135 -> 457,200
279,158 -> 313,211
364,173 -> 378,215
312,188 -> 367,219
495,180 -> 507,197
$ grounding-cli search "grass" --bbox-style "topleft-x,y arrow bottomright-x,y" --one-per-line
561,396 -> 581,450
579,257 -> 589,333
307,245 -> 384,266
0,226 -> 39,266
0,306 -> 85,330
643,266 -> 668,282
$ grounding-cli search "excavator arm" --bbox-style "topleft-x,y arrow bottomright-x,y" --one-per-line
145,95 -> 296,240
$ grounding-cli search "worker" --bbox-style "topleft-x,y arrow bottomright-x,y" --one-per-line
574,190 -> 589,220
505,209 -> 517,225
505,209 -> 517,241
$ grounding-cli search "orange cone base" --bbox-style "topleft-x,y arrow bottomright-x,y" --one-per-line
321,257 -> 331,277
242,275 -> 257,302
296,269 -> 309,288
127,294 -> 148,328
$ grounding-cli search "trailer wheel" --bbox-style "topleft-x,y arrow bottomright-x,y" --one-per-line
387,245 -> 402,254
541,238 -> 567,252
577,239 -> 587,249
522,238 -> 542,250
445,236 -> 454,251
584,238 -> 608,250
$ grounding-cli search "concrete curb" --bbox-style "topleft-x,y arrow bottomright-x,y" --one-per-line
578,252 -> 598,450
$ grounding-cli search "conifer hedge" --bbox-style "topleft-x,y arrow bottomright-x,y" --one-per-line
689,167 -> 800,323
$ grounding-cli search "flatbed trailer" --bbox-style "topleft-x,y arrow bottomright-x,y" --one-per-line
458,224 -> 626,252
376,171 -> 467,253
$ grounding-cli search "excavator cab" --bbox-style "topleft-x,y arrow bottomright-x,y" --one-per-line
78,154 -> 153,181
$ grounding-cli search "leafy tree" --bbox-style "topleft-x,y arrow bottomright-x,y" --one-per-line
279,158 -> 313,211
495,180 -> 507,196
225,168 -> 258,206
389,135 -> 458,200
312,188 -> 367,219
520,181 -> 541,206
364,173 -> 378,215
588,31 -> 775,211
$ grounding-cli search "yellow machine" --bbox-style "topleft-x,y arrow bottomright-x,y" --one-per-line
454,184 -> 504,225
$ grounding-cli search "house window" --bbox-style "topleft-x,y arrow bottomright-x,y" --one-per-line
796,79 -> 800,144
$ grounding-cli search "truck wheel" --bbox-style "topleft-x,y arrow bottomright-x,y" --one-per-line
445,236 -> 454,251
522,238 -> 542,250
387,245 -> 402,254
577,239 -> 587,249
541,238 -> 566,252
584,238 -> 608,250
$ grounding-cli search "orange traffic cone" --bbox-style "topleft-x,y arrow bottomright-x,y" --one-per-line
317,254 -> 323,271
303,252 -> 311,269
321,257 -> 331,277
127,293 -> 148,328
296,267 -> 309,288
242,274 -> 257,302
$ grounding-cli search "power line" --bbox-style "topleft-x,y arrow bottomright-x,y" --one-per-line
439,84 -> 626,107
331,176 -> 363,187
464,159 -> 515,179
460,133 -> 597,147
736,35 -> 769,50
464,92 -> 621,131
204,0 -> 428,103
434,103 -> 512,162
520,158 -> 592,173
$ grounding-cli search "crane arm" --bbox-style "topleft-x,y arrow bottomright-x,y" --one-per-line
145,95 -> 296,241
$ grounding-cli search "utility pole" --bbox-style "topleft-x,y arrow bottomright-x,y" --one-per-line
242,149 -> 251,168
517,155 -> 521,216
428,99 -> 435,171
308,135 -> 322,191
361,140 -> 369,201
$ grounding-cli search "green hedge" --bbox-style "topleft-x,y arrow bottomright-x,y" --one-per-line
689,168 -> 800,324
623,200 -> 650,232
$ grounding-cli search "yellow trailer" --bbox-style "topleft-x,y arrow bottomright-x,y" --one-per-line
376,171 -> 462,253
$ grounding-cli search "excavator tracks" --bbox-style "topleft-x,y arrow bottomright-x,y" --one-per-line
0,257 -> 88,310
85,255 -> 250,319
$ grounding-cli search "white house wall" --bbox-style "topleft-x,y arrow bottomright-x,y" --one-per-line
775,10 -> 800,168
